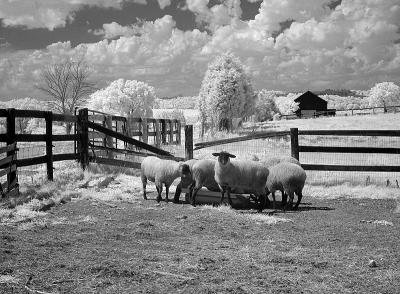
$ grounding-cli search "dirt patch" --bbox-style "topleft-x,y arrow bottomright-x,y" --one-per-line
0,195 -> 399,294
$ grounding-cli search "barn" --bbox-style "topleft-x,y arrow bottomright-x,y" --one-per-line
294,91 -> 336,118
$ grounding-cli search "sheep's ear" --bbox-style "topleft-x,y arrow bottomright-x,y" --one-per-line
212,152 -> 220,157
228,153 -> 236,158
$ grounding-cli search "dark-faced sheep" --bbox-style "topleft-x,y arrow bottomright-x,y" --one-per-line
212,151 -> 270,212
141,156 -> 190,203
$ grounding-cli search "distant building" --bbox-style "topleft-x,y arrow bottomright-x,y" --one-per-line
294,91 -> 336,118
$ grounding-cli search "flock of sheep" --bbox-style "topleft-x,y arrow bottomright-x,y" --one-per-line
140,151 -> 307,212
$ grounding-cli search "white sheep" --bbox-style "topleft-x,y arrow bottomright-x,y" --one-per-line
187,159 -> 220,206
212,151 -> 270,212
260,155 -> 301,206
266,162 -> 306,211
141,156 -> 190,203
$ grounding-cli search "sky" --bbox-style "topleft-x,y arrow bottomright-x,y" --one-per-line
0,0 -> 399,101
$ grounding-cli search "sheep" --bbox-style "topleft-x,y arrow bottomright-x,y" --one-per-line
173,159 -> 198,203
141,156 -> 190,203
212,151 -> 270,212
187,159 -> 220,206
260,156 -> 301,206
265,162 -> 306,211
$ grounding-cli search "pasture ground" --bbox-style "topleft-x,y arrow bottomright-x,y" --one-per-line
1,174 -> 399,294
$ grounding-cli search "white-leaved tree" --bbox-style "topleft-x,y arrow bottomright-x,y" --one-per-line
274,93 -> 300,115
86,79 -> 156,116
254,90 -> 280,122
368,82 -> 400,112
198,52 -> 256,133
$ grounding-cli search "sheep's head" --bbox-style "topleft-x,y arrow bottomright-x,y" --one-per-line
212,151 -> 236,166
179,163 -> 192,187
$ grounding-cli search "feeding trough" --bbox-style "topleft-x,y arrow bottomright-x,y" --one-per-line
181,187 -> 253,209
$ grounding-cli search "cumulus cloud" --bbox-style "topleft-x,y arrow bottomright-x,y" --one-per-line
1,0 -> 399,99
0,0 -> 146,30
183,0 -> 242,31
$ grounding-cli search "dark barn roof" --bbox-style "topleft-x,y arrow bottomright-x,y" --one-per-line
294,91 -> 327,111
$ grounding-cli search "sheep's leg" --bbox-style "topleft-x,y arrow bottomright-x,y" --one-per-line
219,186 -> 226,206
281,190 -> 287,207
271,191 -> 276,210
191,185 -> 201,207
173,182 -> 182,203
165,185 -> 170,203
264,187 -> 271,208
294,191 -> 303,210
285,191 -> 294,211
141,174 -> 147,200
227,186 -> 233,207
156,185 -> 163,203
257,193 -> 266,213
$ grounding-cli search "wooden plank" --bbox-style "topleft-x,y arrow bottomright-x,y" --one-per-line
89,144 -> 185,161
87,121 -> 173,156
0,142 -> 17,155
299,146 -> 400,154
298,130 -> 400,136
45,111 -> 53,181
194,130 -> 290,150
53,153 -> 79,162
52,134 -> 79,141
302,164 -> 400,172
290,128 -> 299,160
168,120 -> 174,143
0,109 -> 8,117
0,164 -> 16,178
0,154 -> 17,168
16,155 -> 47,167
52,113 -> 77,122
15,134 -> 46,142
14,109 -> 46,118
89,156 -> 141,169
185,125 -> 193,160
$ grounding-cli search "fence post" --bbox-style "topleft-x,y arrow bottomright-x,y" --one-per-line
176,120 -> 181,144
142,118 -> 148,144
290,128 -> 299,161
169,120 -> 174,143
77,108 -> 89,170
185,125 -> 193,160
161,119 -> 167,144
155,119 -> 161,147
45,111 -> 53,181
104,115 -> 114,159
6,108 -> 16,187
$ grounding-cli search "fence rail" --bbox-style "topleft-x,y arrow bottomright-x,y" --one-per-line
0,108 -> 190,185
194,128 -> 400,176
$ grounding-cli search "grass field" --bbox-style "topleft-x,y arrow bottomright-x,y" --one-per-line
0,166 -> 399,294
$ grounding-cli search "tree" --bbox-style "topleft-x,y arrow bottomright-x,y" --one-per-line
86,79 -> 156,117
274,94 -> 300,115
37,60 -> 96,133
368,82 -> 400,112
254,90 -> 280,122
198,52 -> 256,133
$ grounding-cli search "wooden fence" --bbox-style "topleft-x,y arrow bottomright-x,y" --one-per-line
194,128 -> 400,174
281,104 -> 400,119
0,142 -> 19,199
0,108 -> 192,184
